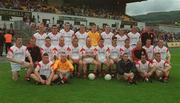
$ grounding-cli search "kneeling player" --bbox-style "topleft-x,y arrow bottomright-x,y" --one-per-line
136,55 -> 155,82
117,53 -> 137,84
96,38 -> 113,75
153,52 -> 171,82
30,53 -> 55,85
53,52 -> 74,84
7,36 -> 33,81
82,37 -> 100,78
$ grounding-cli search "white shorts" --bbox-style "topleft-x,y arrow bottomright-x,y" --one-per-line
99,57 -> 106,63
10,62 -> 29,72
10,63 -> 21,72
83,57 -> 94,63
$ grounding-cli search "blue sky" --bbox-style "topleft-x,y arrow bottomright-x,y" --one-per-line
126,0 -> 180,16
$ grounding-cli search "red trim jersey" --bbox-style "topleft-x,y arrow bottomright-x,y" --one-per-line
53,45 -> 67,57
48,32 -> 61,47
35,61 -> 53,78
41,45 -> 55,61
101,32 -> 114,47
116,34 -> 128,47
33,32 -> 47,48
152,59 -> 169,70
60,29 -> 74,46
7,45 -> 30,65
154,46 -> 169,60
143,45 -> 154,61
136,60 -> 153,72
127,32 -> 140,46
75,31 -> 88,48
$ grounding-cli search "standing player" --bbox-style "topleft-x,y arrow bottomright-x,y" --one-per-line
87,24 -> 101,47
82,37 -> 100,78
116,29 -> 128,47
101,25 -> 114,48
30,53 -> 55,85
60,22 -> 74,47
7,36 -> 33,81
33,23 -> 47,48
41,37 -> 54,61
75,24 -> 88,48
127,27 -> 141,48
96,38 -> 113,75
154,39 -> 171,63
143,39 -> 154,61
48,25 -> 61,47
136,55 -> 155,82
153,52 -> 171,82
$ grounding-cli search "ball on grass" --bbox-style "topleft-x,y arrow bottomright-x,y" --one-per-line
88,73 -> 95,80
104,74 -> 112,81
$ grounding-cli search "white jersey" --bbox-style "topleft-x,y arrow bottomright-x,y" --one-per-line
33,32 -> 47,48
116,35 -> 128,47
75,31 -> 88,48
101,32 -> 114,47
154,46 -> 169,60
136,60 -> 152,72
127,32 -> 140,46
97,46 -> 108,62
48,32 -> 61,47
69,46 -> 81,60
7,45 -> 30,65
143,45 -> 154,60
60,29 -> 74,46
153,59 -> 169,70
109,46 -> 120,59
120,45 -> 133,59
41,45 -> 55,61
53,45 -> 67,57
36,61 -> 53,78
84,46 -> 96,57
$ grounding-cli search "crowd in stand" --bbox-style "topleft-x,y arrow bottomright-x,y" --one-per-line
0,0 -> 123,20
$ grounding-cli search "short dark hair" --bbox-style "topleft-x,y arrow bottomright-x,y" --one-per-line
45,36 -> 51,40
43,53 -> 49,56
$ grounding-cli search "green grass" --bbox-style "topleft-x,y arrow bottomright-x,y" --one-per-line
0,48 -> 180,103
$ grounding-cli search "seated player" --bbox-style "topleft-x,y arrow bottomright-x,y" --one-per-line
82,37 -> 100,78
7,36 -> 33,81
131,41 -> 148,62
153,52 -> 171,82
30,53 -> 55,85
53,36 -> 67,60
109,36 -> 120,63
69,36 -> 83,77
53,52 -> 74,84
120,38 -> 133,60
116,53 -> 137,84
136,55 -> 155,82
41,36 -> 54,61
143,39 -> 154,61
96,38 -> 113,75
154,39 -> 171,63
